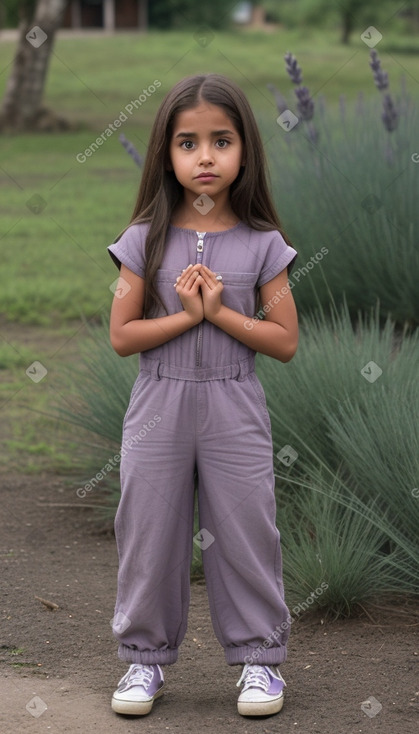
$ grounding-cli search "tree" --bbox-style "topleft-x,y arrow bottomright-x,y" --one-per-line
0,0 -> 68,132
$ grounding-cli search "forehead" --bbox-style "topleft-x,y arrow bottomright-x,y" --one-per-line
171,102 -> 238,133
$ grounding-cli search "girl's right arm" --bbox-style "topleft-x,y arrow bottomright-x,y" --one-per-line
110,264 -> 203,357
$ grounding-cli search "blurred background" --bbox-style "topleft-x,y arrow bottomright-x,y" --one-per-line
0,0 -> 418,615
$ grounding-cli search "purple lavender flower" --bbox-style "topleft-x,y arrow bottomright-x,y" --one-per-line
368,49 -> 398,133
119,134 -> 143,168
369,49 -> 388,91
284,52 -> 302,85
295,85 -> 314,122
381,94 -> 398,132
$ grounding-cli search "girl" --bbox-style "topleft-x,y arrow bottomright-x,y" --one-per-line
107,73 -> 298,718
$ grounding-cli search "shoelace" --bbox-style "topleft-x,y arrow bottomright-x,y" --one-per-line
236,664 -> 271,692
118,664 -> 154,692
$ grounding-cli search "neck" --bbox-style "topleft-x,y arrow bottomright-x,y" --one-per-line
172,190 -> 239,232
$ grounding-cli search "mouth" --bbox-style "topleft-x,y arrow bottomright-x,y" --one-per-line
195,173 -> 218,180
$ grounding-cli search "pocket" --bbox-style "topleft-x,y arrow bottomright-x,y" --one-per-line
247,372 -> 272,433
122,373 -> 149,430
220,272 -> 258,287
218,272 -> 258,315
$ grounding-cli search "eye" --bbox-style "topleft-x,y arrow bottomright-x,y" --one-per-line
180,140 -> 195,150
216,139 -> 230,148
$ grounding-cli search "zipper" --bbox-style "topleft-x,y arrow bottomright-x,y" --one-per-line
195,231 -> 206,367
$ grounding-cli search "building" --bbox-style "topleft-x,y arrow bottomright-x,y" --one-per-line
63,0 -> 148,30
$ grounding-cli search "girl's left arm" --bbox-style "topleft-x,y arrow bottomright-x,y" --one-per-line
198,264 -> 298,363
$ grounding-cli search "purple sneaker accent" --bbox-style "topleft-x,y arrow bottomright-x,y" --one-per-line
236,664 -> 286,716
111,663 -> 164,715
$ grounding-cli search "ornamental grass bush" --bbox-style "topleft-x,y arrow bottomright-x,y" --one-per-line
264,50 -> 419,327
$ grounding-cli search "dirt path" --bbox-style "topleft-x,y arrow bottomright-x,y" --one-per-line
1,474 -> 418,733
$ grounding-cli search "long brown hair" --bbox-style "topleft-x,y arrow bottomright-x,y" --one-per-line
115,73 -> 293,316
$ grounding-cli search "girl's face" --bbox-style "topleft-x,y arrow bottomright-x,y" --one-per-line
169,102 -> 245,206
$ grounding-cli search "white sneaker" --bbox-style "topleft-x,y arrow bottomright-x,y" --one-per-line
236,664 -> 286,716
111,663 -> 164,715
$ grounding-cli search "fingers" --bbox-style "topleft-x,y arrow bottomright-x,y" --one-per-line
199,265 -> 223,289
173,264 -> 223,293
174,264 -> 201,291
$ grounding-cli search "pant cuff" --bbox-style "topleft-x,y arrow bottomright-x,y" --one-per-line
224,645 -> 287,666
118,644 -> 178,665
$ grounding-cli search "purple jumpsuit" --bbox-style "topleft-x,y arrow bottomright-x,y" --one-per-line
107,221 -> 298,666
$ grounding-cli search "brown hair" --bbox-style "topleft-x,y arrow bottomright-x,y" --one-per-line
115,73 -> 293,316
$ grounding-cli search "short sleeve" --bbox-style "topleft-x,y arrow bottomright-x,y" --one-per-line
107,223 -> 149,279
257,231 -> 298,287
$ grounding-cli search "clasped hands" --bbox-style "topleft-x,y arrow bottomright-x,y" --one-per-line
174,263 -> 223,324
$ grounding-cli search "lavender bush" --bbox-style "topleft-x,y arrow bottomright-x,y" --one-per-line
265,51 -> 418,327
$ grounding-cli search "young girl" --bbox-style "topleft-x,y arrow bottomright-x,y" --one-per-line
107,73 -> 298,718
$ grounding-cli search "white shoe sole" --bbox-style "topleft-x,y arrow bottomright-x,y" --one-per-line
237,693 -> 284,717
111,686 -> 164,715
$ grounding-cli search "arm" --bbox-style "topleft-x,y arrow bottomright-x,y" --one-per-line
198,265 -> 298,363
109,264 -> 203,357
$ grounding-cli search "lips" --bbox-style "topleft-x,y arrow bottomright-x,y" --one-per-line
195,173 -> 218,179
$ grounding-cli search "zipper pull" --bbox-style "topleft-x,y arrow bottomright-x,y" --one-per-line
196,231 -> 206,253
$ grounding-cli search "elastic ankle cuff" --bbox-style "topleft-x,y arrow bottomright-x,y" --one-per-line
118,645 -> 178,665
225,645 -> 287,666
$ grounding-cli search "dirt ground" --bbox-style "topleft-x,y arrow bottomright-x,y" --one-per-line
1,473 -> 418,734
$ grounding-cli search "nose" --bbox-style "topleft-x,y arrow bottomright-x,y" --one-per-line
198,144 -> 214,166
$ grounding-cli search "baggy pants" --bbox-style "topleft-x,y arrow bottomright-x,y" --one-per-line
112,354 -> 290,666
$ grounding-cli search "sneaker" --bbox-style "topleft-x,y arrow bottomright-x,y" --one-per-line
111,663 -> 164,715
236,663 -> 286,716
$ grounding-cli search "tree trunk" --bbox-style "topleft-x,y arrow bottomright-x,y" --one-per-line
0,0 -> 68,132
341,11 -> 353,44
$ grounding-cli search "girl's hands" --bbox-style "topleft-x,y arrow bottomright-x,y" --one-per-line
174,264 -> 204,325
174,264 -> 224,323
195,265 -> 224,321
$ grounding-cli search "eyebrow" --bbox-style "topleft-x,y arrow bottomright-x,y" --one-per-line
174,129 -> 236,139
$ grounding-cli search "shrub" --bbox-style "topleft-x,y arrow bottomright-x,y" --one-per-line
265,57 -> 419,327
258,301 -> 419,611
